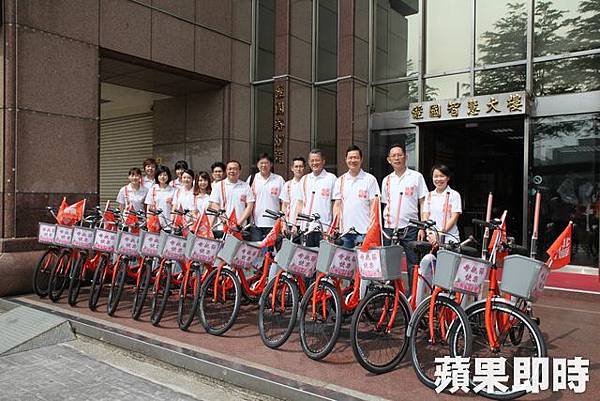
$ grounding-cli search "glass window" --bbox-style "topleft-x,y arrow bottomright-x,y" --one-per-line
530,113 -> 599,268
374,0 -> 420,81
255,0 -> 275,81
534,54 -> 600,96
253,84 -> 274,160
424,73 -> 471,100
317,0 -> 338,81
426,0 -> 471,74
476,0 -> 527,66
369,128 -> 416,182
315,83 -> 337,172
474,65 -> 526,95
372,80 -> 417,112
535,0 -> 600,57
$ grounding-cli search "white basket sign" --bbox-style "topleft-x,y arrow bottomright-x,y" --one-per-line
231,243 -> 262,269
71,227 -> 95,249
329,248 -> 358,278
452,258 -> 489,295
162,236 -> 186,260
54,226 -> 74,247
140,232 -> 161,257
93,229 -> 117,252
190,237 -> 222,264
357,249 -> 383,279
38,223 -> 56,244
116,232 -> 140,257
288,249 -> 318,277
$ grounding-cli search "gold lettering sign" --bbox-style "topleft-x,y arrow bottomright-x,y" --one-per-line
274,85 -> 285,99
429,104 -> 441,118
275,101 -> 285,116
506,93 -> 523,112
273,84 -> 286,165
274,118 -> 285,132
447,101 -> 461,118
274,149 -> 285,164
486,97 -> 501,113
411,104 -> 424,120
467,99 -> 480,116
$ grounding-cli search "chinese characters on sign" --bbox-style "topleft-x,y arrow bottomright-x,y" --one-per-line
273,84 -> 286,164
409,92 -> 527,123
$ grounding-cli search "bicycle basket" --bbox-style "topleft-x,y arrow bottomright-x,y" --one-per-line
115,230 -> 140,257
158,231 -> 186,260
500,255 -> 549,302
274,238 -> 319,277
316,240 -> 357,279
357,245 -> 405,281
434,250 -> 491,295
71,226 -> 95,250
185,235 -> 223,264
53,225 -> 75,248
38,223 -> 56,245
138,231 -> 161,257
217,235 -> 262,270
92,228 -> 117,252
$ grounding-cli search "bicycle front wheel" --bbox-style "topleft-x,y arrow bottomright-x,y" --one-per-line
298,280 -> 342,360
408,293 -> 472,390
132,258 -> 153,320
350,286 -> 411,374
89,256 -> 108,311
461,299 -> 546,400
67,253 -> 87,306
48,252 -> 71,302
150,261 -> 172,326
107,258 -> 128,316
198,267 -> 241,336
177,264 -> 203,330
32,249 -> 58,297
258,274 -> 299,349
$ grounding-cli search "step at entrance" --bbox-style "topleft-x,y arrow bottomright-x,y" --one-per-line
0,306 -> 75,356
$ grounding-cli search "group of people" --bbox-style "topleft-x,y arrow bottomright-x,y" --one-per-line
116,143 -> 462,295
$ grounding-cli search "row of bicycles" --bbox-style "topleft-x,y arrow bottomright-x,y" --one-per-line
33,194 -> 554,400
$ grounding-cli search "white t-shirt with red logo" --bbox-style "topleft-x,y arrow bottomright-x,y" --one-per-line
141,176 -> 155,191
296,169 -> 336,229
280,178 -> 302,224
209,179 -> 255,226
117,184 -> 149,212
144,184 -> 176,227
194,193 -> 211,216
247,173 -> 285,228
422,186 -> 462,243
332,170 -> 381,234
381,168 -> 429,229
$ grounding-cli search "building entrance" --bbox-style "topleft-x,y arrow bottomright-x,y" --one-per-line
420,117 -> 524,243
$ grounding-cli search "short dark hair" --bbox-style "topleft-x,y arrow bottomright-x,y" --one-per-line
174,160 -> 188,171
143,158 -> 157,168
210,161 -> 226,172
345,144 -> 363,158
292,156 -> 306,165
431,164 -> 452,178
194,171 -> 212,195
155,165 -> 172,184
226,160 -> 242,169
256,153 -> 273,164
309,148 -> 324,157
388,143 -> 406,155
128,167 -> 142,176
181,168 -> 195,180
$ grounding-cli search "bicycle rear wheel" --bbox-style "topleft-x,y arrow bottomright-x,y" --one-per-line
33,249 -> 58,297
107,258 -> 129,316
258,274 -> 299,349
408,293 -> 472,390
350,286 -> 411,374
198,267 -> 241,336
67,253 -> 87,306
48,252 -> 72,302
150,261 -> 172,326
177,264 -> 203,330
460,299 -> 546,400
132,258 -> 153,320
298,280 -> 342,360
88,256 -> 108,311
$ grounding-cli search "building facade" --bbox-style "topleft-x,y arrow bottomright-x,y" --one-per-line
0,0 -> 598,295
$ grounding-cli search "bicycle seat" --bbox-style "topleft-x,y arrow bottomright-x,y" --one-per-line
406,240 -> 432,255
459,246 -> 480,258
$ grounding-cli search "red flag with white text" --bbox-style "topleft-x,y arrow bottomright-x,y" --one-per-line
546,222 -> 573,270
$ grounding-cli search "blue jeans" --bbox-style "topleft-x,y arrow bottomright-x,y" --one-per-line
340,233 -> 365,249
384,226 -> 419,296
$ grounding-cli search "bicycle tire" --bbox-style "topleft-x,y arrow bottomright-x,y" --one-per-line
48,252 -> 71,302
88,256 -> 108,311
298,280 -> 342,360
258,274 -> 299,349
150,261 -> 172,326
408,294 -> 472,390
132,258 -> 153,320
107,257 -> 129,316
198,267 -> 241,336
177,264 -> 203,330
460,300 -> 546,400
350,286 -> 411,374
67,253 -> 87,306
32,249 -> 58,297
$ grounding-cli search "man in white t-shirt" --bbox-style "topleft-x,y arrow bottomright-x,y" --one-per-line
332,145 -> 381,249
280,156 -> 306,230
209,160 -> 255,236
381,143 -> 429,295
247,153 -> 285,241
295,149 -> 336,247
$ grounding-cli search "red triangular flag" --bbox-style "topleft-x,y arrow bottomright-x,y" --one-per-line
192,213 -> 214,239
224,210 -> 242,240
260,218 -> 282,248
546,222 -> 573,270
360,200 -> 382,252
103,201 -> 118,231
57,198 -> 85,226
173,204 -> 185,229
325,214 -> 339,240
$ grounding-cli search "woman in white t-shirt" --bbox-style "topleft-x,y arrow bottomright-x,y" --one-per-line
194,171 -> 212,216
422,164 -> 462,244
145,165 -> 176,228
117,167 -> 149,212
171,168 -> 196,225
